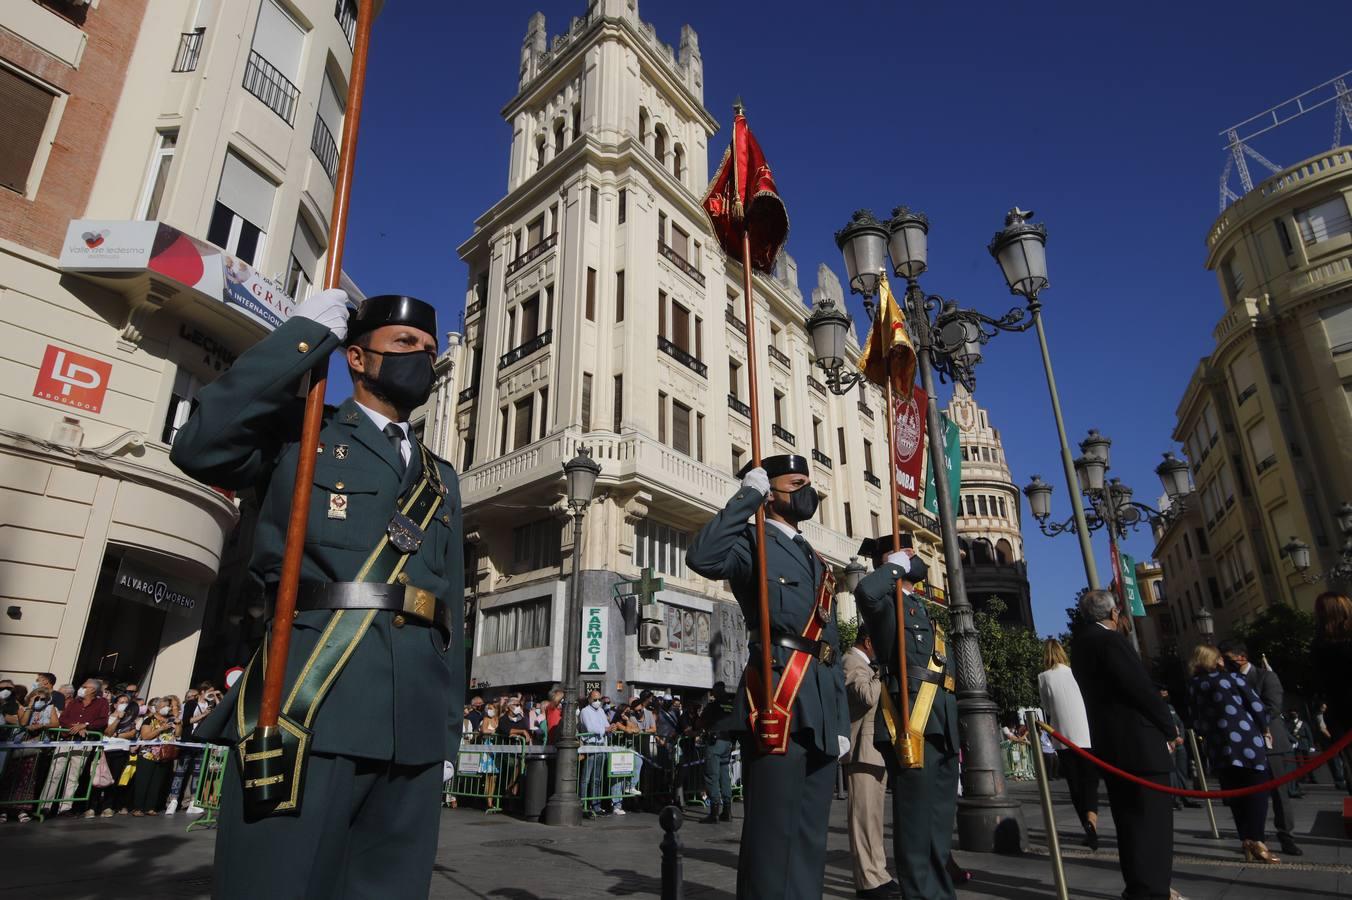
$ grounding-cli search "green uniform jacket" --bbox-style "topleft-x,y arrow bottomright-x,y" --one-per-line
853,563 -> 959,752
686,487 -> 849,756
170,316 -> 465,766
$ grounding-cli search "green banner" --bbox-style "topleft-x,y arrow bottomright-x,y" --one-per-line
1120,552 -> 1146,617
923,415 -> 961,518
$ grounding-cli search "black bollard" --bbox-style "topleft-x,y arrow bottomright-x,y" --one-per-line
660,805 -> 684,900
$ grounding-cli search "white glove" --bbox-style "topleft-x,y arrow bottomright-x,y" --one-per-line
291,288 -> 351,341
886,549 -> 913,573
837,735 -> 851,759
741,466 -> 770,497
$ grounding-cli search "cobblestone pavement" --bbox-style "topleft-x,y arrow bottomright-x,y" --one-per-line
2,781 -> 1348,898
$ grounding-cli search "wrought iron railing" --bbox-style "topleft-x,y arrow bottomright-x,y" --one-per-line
857,401 -> 874,420
657,240 -> 705,286
459,384 -> 478,405
808,376 -> 827,397
768,345 -> 791,367
310,116 -> 339,183
727,394 -> 750,417
658,337 -> 708,377
811,448 -> 832,468
243,50 -> 299,126
725,306 -> 746,335
335,0 -> 357,47
498,329 -> 552,369
505,233 -> 557,276
772,424 -> 796,446
466,299 -> 484,319
172,28 -> 205,73
864,471 -> 881,488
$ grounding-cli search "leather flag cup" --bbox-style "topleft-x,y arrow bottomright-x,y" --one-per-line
857,272 -> 918,398
702,109 -> 788,274
892,384 -> 927,501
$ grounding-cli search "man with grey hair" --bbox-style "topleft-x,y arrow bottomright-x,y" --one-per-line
1070,591 -> 1182,900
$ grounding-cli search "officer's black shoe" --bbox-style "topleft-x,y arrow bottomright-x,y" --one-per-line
719,804 -> 732,822
1181,799 -> 1201,808
699,803 -> 721,824
1279,837 -> 1304,856
855,880 -> 901,898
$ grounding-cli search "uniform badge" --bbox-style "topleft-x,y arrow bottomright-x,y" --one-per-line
328,493 -> 348,520
334,444 -> 349,460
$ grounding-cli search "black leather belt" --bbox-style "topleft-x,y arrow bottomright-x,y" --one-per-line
880,664 -> 955,692
280,582 -> 451,638
751,634 -> 837,667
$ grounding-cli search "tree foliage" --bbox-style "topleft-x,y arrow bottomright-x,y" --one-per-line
1233,604 -> 1316,699
927,596 -> 1045,721
837,615 -> 859,656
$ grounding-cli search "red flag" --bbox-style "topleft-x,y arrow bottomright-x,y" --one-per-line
892,384 -> 926,501
702,107 -> 788,273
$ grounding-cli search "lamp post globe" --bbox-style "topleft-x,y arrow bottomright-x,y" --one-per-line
887,206 -> 930,280
1080,429 -> 1112,467
1076,455 -> 1106,493
1197,606 -> 1215,644
843,556 -> 868,595
564,446 -> 601,509
1109,479 -> 1139,526
1336,501 -> 1352,537
835,209 -> 889,298
935,301 -> 983,369
988,207 -> 1049,300
1023,474 -> 1054,521
806,297 -> 853,372
1156,451 -> 1192,501
1283,537 -> 1312,573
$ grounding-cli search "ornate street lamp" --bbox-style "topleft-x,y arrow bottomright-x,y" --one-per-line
542,446 -> 602,827
842,556 -> 869,594
989,207 -> 1049,300
835,209 -> 889,299
1023,475 -> 1054,521
805,295 -> 866,393
1155,452 -> 1192,501
1197,606 -> 1215,644
1080,429 -> 1112,466
1282,500 -> 1352,585
887,206 -> 929,280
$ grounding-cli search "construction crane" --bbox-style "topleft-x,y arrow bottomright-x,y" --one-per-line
1218,69 -> 1352,212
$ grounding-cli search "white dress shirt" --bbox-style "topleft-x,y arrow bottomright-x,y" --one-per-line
765,517 -> 799,541
355,401 -> 411,466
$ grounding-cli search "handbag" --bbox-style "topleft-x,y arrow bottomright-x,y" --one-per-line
92,752 -> 114,789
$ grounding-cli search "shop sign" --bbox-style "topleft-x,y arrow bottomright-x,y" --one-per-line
112,558 -> 203,616
581,605 -> 607,673
665,604 -> 712,655
32,344 -> 113,412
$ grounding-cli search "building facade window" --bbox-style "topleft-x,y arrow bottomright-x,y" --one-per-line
618,188 -> 627,224
1296,196 -> 1352,245
161,367 -> 201,445
284,216 -> 323,300
511,517 -> 563,575
1320,301 -> 1352,354
135,131 -> 178,219
613,374 -> 623,432
634,519 -> 690,579
672,400 -> 692,456
837,427 -> 847,464
513,395 -> 534,449
206,151 -> 276,265
538,387 -> 549,440
589,186 -> 599,222
585,267 -> 596,320
480,597 -> 552,654
581,372 -> 593,433
615,270 -> 625,322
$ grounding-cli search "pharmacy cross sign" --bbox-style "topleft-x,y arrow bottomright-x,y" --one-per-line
614,567 -> 665,604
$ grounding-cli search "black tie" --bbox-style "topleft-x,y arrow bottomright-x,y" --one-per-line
383,423 -> 406,473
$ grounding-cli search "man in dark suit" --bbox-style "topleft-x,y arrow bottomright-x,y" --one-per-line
854,536 -> 958,900
1219,639 -> 1302,855
171,290 -> 465,899
1070,591 -> 1179,900
687,455 -> 849,900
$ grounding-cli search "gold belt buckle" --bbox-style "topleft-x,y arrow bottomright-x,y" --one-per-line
401,585 -> 436,624
818,642 -> 835,666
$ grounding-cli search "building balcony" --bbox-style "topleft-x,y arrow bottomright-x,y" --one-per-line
310,116 -> 339,184
172,28 -> 205,73
772,424 -> 795,446
243,49 -> 299,126
811,448 -> 832,469
863,471 -> 880,488
727,393 -> 750,418
808,376 -> 828,397
335,0 -> 357,48
725,306 -> 746,335
657,240 -> 705,287
465,298 -> 484,319
768,344 -> 791,368
658,337 -> 708,377
505,233 -> 557,276
857,401 -> 874,420
458,384 -> 479,405
498,329 -> 552,370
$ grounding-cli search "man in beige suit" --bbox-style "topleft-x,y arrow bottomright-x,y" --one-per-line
844,623 -> 900,898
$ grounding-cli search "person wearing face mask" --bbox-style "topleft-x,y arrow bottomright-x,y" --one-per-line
687,455 -> 850,899
46,678 -> 108,817
0,684 -> 47,823
94,693 -> 139,817
170,290 -> 466,897
34,673 -> 64,712
854,534 -> 959,900
130,697 -> 178,816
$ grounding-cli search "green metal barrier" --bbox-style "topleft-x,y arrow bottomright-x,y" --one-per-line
0,728 -> 104,822
186,746 -> 229,832
445,735 -> 528,813
577,731 -> 639,813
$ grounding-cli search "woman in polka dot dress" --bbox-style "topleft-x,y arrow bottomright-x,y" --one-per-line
1186,644 -> 1280,864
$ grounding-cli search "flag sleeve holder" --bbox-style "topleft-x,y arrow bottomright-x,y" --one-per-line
240,0 -> 375,818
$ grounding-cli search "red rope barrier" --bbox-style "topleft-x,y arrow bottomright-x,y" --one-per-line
1038,721 -> 1352,800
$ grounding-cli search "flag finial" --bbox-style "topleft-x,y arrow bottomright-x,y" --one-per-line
732,97 -> 745,116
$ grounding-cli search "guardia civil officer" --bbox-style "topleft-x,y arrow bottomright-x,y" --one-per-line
686,455 -> 850,900
170,289 -> 465,899
854,535 -> 959,900
699,681 -> 736,824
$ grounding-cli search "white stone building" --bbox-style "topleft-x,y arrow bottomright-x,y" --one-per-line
416,2 -> 948,700
0,0 -> 369,696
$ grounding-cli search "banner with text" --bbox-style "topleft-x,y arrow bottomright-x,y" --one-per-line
923,415 -> 962,518
1118,550 -> 1146,617
892,384 -> 927,501
581,605 -> 607,673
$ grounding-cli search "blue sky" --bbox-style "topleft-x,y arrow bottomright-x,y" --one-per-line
335,2 -> 1352,635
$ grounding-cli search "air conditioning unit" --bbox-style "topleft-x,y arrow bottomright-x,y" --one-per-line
639,622 -> 667,650
639,601 -> 663,623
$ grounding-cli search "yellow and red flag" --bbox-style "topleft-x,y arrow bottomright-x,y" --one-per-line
702,106 -> 788,274
857,272 -> 917,395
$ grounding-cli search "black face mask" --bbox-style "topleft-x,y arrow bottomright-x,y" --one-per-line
360,348 -> 435,410
772,483 -> 820,523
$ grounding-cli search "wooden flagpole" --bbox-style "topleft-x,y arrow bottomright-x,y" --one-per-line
254,0 -> 374,738
882,342 -> 913,753
741,231 -> 774,720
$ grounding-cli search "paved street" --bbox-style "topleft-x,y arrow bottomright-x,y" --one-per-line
3,780 -> 1348,898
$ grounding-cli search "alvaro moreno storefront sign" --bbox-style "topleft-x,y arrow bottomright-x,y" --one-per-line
112,557 -> 204,616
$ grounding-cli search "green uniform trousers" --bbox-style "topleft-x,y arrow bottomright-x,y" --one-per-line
886,734 -> 959,900
213,752 -> 442,900
704,737 -> 733,805
736,733 -> 837,900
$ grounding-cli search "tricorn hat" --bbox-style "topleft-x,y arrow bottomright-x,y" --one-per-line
345,294 -> 439,346
856,534 -> 928,584
737,454 -> 810,479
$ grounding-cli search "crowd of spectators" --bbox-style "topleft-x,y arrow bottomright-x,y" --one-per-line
0,672 -> 223,824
